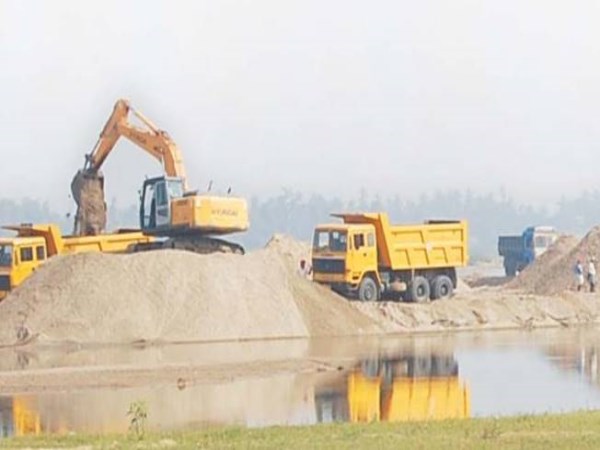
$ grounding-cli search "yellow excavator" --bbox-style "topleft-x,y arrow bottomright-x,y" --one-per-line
71,99 -> 249,254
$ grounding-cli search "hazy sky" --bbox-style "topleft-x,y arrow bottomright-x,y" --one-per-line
1,0 -> 600,212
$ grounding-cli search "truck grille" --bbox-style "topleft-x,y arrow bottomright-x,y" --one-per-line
312,258 -> 345,274
0,275 -> 10,292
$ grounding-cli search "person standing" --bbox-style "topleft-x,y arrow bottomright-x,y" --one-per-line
588,258 -> 597,293
575,260 -> 585,292
297,259 -> 312,279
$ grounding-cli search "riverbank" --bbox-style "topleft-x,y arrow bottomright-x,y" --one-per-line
1,411 -> 599,449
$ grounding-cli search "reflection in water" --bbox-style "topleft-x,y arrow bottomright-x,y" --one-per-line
0,397 -> 40,437
547,344 -> 600,384
0,353 -> 468,437
5,328 -> 600,437
316,354 -> 470,423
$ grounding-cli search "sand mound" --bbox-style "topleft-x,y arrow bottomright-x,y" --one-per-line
0,238 -> 378,346
264,234 -> 311,265
508,233 -> 585,295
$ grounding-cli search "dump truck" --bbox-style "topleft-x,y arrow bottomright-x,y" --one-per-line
311,213 -> 469,302
498,226 -> 558,276
0,224 -> 155,300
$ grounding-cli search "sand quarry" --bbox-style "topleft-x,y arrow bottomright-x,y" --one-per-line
1,229 -> 600,349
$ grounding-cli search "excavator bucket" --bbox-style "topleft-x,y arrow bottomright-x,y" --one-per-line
71,169 -> 107,236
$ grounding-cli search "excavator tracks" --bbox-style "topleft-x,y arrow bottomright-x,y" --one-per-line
130,237 -> 245,255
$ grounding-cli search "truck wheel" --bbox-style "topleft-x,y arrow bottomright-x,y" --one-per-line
408,276 -> 430,303
358,277 -> 379,302
431,275 -> 454,300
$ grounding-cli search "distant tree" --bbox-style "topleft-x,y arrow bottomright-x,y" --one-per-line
3,188 -> 600,260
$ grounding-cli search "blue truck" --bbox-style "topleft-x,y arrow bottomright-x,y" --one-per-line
498,226 -> 558,276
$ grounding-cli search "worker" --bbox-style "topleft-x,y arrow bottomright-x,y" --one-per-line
588,258 -> 597,293
298,259 -> 312,279
575,260 -> 585,292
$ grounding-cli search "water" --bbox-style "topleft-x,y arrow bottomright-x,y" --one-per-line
1,327 -> 600,436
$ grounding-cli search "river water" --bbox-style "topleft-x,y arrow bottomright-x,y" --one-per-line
1,327 -> 600,436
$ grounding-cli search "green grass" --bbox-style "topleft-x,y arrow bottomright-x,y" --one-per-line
2,411 -> 600,449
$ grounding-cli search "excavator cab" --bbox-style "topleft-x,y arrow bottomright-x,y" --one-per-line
139,176 -> 185,232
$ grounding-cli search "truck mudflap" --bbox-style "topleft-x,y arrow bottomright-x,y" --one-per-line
0,274 -> 10,301
0,275 -> 10,293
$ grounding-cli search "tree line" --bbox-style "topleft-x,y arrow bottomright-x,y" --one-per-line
2,189 -> 600,260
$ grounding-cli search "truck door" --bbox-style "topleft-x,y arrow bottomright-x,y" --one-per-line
350,230 -> 378,279
13,246 -> 37,287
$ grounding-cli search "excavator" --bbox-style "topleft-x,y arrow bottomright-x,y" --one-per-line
71,99 -> 249,254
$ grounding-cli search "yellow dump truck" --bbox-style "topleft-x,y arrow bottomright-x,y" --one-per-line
312,213 -> 468,302
0,224 -> 155,300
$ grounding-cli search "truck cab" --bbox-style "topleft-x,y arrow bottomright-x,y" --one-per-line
312,224 -> 379,299
523,226 -> 557,260
0,237 -> 47,301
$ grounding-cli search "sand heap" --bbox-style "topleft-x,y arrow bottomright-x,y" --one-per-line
265,234 -> 310,259
0,236 -> 378,346
508,231 -> 597,295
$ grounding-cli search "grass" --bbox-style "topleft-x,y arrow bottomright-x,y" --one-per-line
1,411 -> 600,449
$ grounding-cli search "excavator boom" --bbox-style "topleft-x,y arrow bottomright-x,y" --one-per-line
85,99 -> 187,189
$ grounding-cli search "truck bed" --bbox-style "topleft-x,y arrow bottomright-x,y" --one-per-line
4,224 -> 154,255
61,231 -> 154,254
497,235 -> 524,257
335,213 -> 468,271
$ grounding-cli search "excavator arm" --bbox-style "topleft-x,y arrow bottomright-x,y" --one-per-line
84,99 -> 188,189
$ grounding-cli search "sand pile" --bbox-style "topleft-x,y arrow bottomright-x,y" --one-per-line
355,289 -> 600,333
264,234 -> 311,265
0,237 -> 378,346
509,232 -> 591,295
71,170 -> 107,236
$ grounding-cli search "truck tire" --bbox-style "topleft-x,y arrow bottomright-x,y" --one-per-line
358,277 -> 379,302
407,276 -> 430,303
431,275 -> 454,300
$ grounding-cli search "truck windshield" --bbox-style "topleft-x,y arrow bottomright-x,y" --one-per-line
534,236 -> 552,248
313,230 -> 347,252
0,245 -> 13,267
